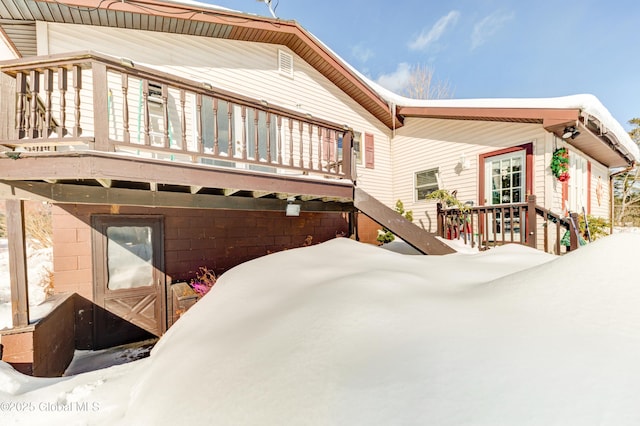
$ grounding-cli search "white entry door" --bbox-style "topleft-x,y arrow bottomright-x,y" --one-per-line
484,150 -> 526,239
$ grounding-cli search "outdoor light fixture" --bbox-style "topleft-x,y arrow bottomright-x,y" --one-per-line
120,57 -> 134,68
285,196 -> 300,216
459,153 -> 470,170
260,99 -> 269,107
562,126 -> 580,139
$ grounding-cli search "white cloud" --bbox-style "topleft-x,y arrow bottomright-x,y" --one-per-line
375,62 -> 412,93
409,10 -> 460,51
471,10 -> 515,50
351,44 -> 374,63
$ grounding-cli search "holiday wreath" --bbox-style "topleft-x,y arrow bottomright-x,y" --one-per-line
550,147 -> 570,182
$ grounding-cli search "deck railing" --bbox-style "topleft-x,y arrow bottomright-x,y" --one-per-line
0,52 -> 353,180
437,195 -> 581,254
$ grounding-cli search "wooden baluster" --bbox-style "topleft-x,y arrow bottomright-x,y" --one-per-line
16,72 -> 27,139
161,84 -> 169,149
556,218 -> 562,254
227,104 -> 233,158
241,106 -> 247,160
43,69 -> 53,138
509,205 -> 515,242
253,109 -> 259,160
58,68 -> 67,137
308,124 -> 314,169
266,113 -> 272,163
298,121 -> 304,168
195,93 -> 202,150
29,70 -> 40,138
317,126 -> 323,171
288,118 -> 294,167
72,65 -> 82,137
277,115 -> 282,165
180,90 -> 186,151
121,73 -> 130,143
500,207 -> 506,244
212,98 -> 219,155
142,80 -> 150,145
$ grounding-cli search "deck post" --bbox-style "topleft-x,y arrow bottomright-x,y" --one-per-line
436,202 -> 443,237
341,130 -> 353,181
569,212 -> 580,251
526,195 -> 537,248
92,62 -> 110,151
6,199 -> 29,327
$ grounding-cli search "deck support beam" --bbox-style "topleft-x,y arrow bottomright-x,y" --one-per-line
6,199 -> 29,327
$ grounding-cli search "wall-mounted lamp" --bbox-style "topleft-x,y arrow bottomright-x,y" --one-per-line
260,99 -> 269,107
120,57 -> 134,68
562,126 -> 580,139
459,153 -> 470,170
202,82 -> 213,90
285,196 -> 300,216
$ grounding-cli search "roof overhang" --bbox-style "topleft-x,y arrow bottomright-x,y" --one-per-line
397,105 -> 634,168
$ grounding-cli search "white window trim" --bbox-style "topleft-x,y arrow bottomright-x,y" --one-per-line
415,168 -> 440,202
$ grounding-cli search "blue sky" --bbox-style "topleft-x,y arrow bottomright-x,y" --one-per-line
203,0 -> 639,130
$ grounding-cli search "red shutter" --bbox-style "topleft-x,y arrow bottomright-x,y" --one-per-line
364,133 -> 374,169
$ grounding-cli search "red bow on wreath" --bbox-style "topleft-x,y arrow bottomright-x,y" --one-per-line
550,148 -> 570,182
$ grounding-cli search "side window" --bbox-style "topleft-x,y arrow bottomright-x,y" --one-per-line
353,131 -> 362,164
415,168 -> 440,200
364,133 -> 374,169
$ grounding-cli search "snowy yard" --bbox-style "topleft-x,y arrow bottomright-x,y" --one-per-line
0,239 -> 53,330
1,233 -> 640,424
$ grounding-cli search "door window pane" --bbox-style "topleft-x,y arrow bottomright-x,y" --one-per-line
106,226 -> 153,290
485,150 -> 526,205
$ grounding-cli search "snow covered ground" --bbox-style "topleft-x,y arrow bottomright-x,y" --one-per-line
2,233 -> 640,425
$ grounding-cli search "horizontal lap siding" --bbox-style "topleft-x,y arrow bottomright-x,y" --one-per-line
43,23 -> 394,204
392,118 -> 546,233
589,161 -> 609,218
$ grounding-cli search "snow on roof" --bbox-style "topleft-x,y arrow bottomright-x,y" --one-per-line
366,76 -> 639,163
153,0 -> 237,12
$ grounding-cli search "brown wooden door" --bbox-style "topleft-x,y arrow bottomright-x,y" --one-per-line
92,215 -> 165,349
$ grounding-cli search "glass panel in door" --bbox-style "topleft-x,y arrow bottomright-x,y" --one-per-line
484,150 -> 526,240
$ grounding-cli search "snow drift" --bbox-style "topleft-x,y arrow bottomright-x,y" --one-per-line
2,234 -> 640,425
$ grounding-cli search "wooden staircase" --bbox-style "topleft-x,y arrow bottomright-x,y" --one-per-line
354,187 -> 455,255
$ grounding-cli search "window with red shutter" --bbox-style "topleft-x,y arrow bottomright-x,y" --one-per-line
364,133 -> 374,169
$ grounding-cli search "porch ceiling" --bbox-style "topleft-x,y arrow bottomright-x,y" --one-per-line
0,152 -> 355,211
545,121 -> 632,168
0,0 -> 397,130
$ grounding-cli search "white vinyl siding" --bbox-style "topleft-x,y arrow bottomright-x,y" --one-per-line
567,151 -> 589,213
42,22 -> 394,204
589,162 -> 609,218
392,118 -> 545,233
